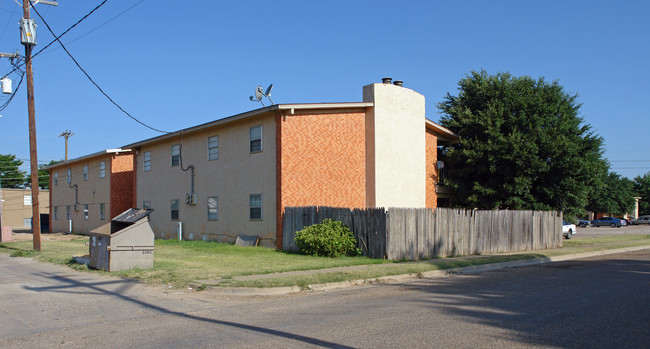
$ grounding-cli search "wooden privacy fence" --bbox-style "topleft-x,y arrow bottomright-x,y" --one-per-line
282,207 -> 563,260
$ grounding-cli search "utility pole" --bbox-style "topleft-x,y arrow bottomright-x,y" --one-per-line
21,0 -> 58,251
58,130 -> 74,161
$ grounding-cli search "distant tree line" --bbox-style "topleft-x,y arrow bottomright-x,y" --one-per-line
0,154 -> 60,189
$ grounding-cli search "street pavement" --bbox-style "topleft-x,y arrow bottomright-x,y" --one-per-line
1,247 -> 648,348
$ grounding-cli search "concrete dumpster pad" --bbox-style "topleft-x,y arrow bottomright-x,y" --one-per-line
88,208 -> 155,272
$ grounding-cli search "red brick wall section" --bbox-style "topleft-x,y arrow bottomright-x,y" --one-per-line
110,153 -> 134,219
425,130 -> 438,210
276,110 -> 366,248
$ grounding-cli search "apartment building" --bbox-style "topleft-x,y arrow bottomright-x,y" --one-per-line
47,149 -> 134,234
123,81 -> 458,248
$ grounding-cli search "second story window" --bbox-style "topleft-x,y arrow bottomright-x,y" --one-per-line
99,161 -> 106,178
250,125 -> 262,153
54,172 -> 58,186
171,145 -> 180,167
66,168 -> 71,184
208,136 -> 219,160
83,165 -> 88,181
143,151 -> 151,172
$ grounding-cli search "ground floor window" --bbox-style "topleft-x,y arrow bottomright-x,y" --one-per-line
84,205 -> 89,220
99,203 -> 105,220
250,194 -> 262,220
54,206 -> 58,220
208,196 -> 218,220
66,206 -> 71,220
171,199 -> 179,220
143,200 -> 151,209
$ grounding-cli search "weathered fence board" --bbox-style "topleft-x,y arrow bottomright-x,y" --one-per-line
282,206 -> 562,260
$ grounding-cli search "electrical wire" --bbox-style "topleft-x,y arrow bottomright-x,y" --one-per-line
41,0 -> 145,55
30,2 -> 172,134
0,0 -> 108,80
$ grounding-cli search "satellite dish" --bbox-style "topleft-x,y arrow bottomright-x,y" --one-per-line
248,83 -> 275,106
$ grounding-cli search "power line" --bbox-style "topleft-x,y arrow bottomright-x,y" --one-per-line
1,0 -> 108,80
41,0 -> 145,55
30,2 -> 171,134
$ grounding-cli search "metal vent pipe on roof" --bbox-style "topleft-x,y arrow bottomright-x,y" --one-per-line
382,77 -> 392,84
393,80 -> 403,87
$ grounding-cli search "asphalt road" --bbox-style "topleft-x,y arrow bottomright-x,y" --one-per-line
1,249 -> 648,348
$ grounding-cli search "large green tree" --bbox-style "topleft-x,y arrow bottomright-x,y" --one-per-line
633,172 -> 650,216
34,160 -> 61,189
587,172 -> 635,215
0,154 -> 27,188
438,70 -> 607,218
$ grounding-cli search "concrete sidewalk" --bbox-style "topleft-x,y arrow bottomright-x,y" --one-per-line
193,244 -> 650,296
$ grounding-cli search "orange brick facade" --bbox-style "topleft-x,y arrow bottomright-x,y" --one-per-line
425,129 -> 438,209
110,154 -> 135,219
276,110 -> 367,247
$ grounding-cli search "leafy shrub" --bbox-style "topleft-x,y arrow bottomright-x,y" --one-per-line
295,219 -> 360,257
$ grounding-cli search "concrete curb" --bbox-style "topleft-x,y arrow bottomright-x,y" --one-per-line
198,245 -> 650,296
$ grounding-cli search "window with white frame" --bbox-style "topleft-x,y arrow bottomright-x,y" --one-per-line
54,206 -> 58,220
171,145 -> 180,167
171,199 -> 179,220
99,161 -> 106,178
249,125 -> 262,153
99,203 -> 105,220
84,205 -> 89,220
67,168 -> 71,184
249,194 -> 262,220
24,194 -> 32,206
54,172 -> 58,186
83,165 -> 88,181
207,196 -> 218,220
23,218 -> 31,227
66,205 -> 71,220
142,200 -> 151,209
208,136 -> 219,160
143,151 -> 151,172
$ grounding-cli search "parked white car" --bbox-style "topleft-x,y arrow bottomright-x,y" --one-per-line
631,215 -> 650,225
562,221 -> 576,239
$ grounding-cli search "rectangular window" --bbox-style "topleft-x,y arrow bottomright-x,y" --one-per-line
24,194 -> 32,206
249,194 -> 262,220
67,168 -> 72,184
83,165 -> 88,181
171,145 -> 180,167
208,136 -> 219,160
54,172 -> 58,186
83,204 -> 89,220
54,206 -> 58,220
143,151 -> 151,172
249,125 -> 262,153
171,199 -> 179,220
99,161 -> 106,178
207,196 -> 218,220
24,218 -> 31,227
66,205 -> 71,220
142,200 -> 151,209
99,203 -> 105,220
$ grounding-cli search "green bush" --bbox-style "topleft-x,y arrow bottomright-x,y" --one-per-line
295,219 -> 361,257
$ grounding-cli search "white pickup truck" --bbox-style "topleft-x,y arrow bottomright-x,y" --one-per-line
562,221 -> 576,239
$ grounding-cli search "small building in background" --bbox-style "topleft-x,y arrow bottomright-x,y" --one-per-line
46,149 -> 134,235
0,188 -> 49,232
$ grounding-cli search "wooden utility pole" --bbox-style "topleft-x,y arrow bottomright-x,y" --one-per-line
23,0 -> 41,251
59,130 -> 74,161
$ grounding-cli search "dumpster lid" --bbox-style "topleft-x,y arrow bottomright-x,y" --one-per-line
112,208 -> 154,223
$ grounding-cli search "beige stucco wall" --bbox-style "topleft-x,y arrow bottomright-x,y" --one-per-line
0,189 -> 49,229
363,83 -> 426,208
136,113 -> 277,246
50,156 -> 112,234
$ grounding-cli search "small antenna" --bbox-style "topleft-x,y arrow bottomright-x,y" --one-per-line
249,83 -> 275,106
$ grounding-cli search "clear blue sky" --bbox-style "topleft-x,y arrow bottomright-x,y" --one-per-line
0,0 -> 648,179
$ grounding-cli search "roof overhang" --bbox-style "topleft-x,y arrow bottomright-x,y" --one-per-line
44,148 -> 132,170
122,102 -> 374,149
425,119 -> 459,145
